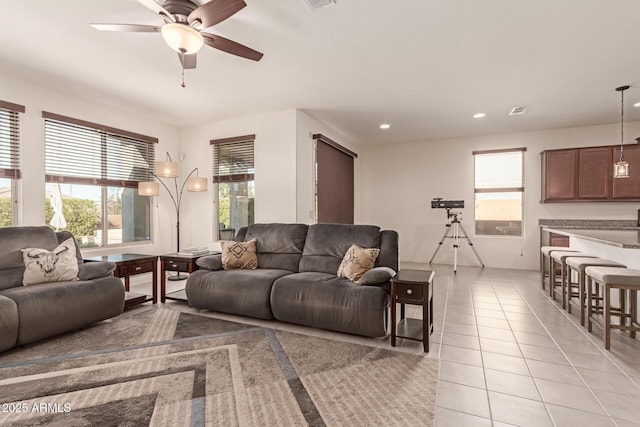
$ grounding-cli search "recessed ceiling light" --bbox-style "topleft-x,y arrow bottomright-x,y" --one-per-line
473,113 -> 486,119
379,123 -> 391,129
634,102 -> 640,108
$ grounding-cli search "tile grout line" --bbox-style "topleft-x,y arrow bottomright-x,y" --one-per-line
510,279 -> 620,425
490,279 -> 558,427
467,278 -> 496,424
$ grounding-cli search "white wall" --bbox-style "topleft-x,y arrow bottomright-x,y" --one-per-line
360,122 -> 640,270
0,71 -> 181,256
295,110 -> 362,223
179,109 -> 298,249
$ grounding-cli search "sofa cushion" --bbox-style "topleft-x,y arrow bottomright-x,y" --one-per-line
270,272 -> 389,337
22,237 -> 79,285
186,269 -> 295,320
0,267 -> 25,291
0,276 -> 124,346
244,223 -> 308,271
337,244 -> 380,283
299,224 -> 382,274
0,226 -> 59,271
222,239 -> 258,270
0,295 -> 18,352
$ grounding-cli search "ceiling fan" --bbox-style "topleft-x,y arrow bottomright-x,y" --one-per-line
91,0 -> 263,84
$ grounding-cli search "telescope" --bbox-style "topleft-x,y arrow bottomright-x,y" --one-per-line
431,198 -> 464,209
429,198 -> 484,272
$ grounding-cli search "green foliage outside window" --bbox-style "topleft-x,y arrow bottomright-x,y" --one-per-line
45,198 -> 100,238
0,198 -> 11,227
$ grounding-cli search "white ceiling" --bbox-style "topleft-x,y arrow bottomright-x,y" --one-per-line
1,0 -> 640,145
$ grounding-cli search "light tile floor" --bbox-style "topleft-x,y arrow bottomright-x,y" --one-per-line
129,263 -> 640,426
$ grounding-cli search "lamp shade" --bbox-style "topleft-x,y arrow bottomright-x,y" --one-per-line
187,176 -> 208,192
155,160 -> 179,178
161,23 -> 204,54
138,181 -> 160,196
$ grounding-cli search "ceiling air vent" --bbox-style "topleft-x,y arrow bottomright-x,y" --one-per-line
303,0 -> 336,10
509,106 -> 527,116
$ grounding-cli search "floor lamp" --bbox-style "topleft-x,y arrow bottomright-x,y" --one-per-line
138,152 -> 208,281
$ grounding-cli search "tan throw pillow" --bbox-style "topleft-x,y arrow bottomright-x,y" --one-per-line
221,239 -> 258,270
337,244 -> 381,283
22,237 -> 79,285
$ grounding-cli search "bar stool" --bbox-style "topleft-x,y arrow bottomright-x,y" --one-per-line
540,246 -> 578,291
564,257 -> 625,326
549,251 -> 594,308
585,266 -> 640,350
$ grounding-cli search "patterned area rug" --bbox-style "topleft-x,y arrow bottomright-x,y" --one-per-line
0,308 -> 439,426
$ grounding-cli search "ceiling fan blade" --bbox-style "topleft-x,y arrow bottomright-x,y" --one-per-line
202,33 -> 263,61
90,23 -> 161,32
179,53 -> 198,69
188,0 -> 246,28
137,0 -> 175,22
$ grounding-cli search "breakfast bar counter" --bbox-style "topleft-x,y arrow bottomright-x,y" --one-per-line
541,227 -> 640,249
541,221 -> 640,269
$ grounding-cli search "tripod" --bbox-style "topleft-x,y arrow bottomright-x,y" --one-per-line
429,209 -> 484,273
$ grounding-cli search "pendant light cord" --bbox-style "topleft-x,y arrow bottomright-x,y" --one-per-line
620,87 -> 625,162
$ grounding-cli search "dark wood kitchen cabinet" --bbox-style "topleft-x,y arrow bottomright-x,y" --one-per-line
542,149 -> 577,201
542,144 -> 640,202
578,147 -> 610,199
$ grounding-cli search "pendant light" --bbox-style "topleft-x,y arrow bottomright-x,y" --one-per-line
614,85 -> 631,179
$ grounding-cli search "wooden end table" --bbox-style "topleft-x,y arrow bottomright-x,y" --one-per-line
83,253 -> 158,308
390,269 -> 435,352
160,252 -> 220,302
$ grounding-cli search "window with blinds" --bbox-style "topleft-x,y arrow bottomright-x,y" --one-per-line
0,100 -> 24,179
0,100 -> 24,228
211,134 -> 255,239
473,148 -> 526,236
42,111 -> 157,247
212,135 -> 255,183
44,112 -> 156,187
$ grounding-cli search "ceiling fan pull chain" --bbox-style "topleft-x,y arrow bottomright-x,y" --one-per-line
179,49 -> 186,88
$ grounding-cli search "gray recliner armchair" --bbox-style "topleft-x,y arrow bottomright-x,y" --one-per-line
0,226 -> 125,352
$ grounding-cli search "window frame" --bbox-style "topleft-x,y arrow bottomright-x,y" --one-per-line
472,147 -> 526,237
210,134 -> 256,240
0,100 -> 24,227
43,111 -> 157,248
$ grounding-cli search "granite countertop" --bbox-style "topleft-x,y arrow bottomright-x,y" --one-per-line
541,227 -> 640,249
539,219 -> 639,230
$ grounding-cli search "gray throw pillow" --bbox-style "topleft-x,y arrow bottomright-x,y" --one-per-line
78,262 -> 117,280
196,254 -> 223,271
358,267 -> 396,285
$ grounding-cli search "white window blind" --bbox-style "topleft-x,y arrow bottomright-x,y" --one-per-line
211,134 -> 255,183
0,100 -> 24,179
43,112 -> 157,188
474,148 -> 525,192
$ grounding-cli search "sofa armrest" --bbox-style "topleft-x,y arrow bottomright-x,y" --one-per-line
358,267 -> 396,285
78,262 -> 116,281
196,254 -> 223,271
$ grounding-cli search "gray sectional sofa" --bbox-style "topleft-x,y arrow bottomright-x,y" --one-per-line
0,226 -> 125,352
186,223 -> 398,337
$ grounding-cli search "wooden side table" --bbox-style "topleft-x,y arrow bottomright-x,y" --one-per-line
83,253 -> 158,308
390,269 -> 435,352
160,252 -> 220,302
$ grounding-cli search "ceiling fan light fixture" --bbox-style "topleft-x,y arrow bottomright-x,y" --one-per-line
161,23 -> 203,54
